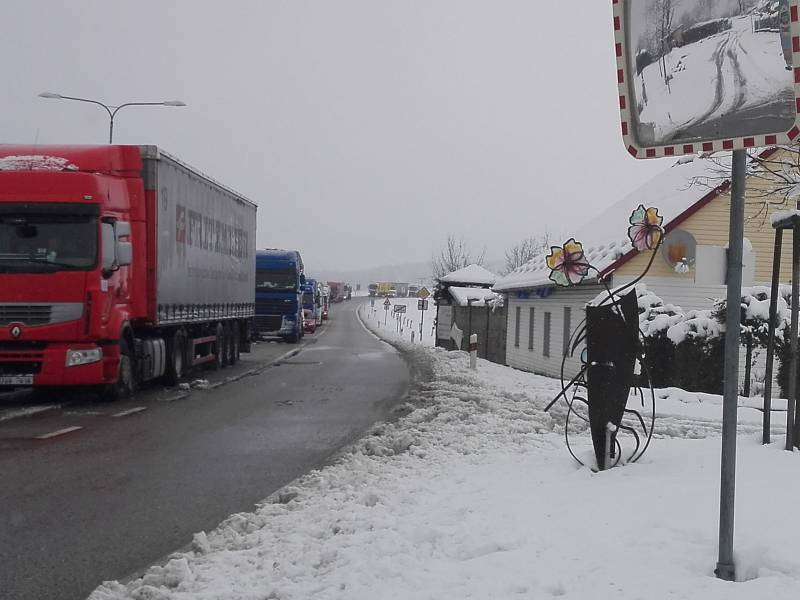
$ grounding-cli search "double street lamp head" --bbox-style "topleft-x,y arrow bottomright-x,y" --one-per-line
37,92 -> 187,143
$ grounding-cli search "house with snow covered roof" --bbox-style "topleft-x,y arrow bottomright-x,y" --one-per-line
493,150 -> 797,379
434,264 -> 506,364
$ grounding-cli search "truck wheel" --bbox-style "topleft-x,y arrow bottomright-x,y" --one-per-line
163,331 -> 186,387
227,325 -> 238,365
101,339 -> 135,401
213,323 -> 226,369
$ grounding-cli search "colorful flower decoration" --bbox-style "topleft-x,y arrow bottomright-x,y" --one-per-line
628,204 -> 663,251
547,238 -> 590,287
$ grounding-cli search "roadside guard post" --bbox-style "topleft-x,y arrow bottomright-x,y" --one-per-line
613,0 -> 800,582
469,334 -> 477,370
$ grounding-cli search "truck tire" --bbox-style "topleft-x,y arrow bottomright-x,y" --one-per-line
228,324 -> 240,365
222,322 -> 234,366
101,338 -> 135,401
163,331 -> 186,387
213,323 -> 226,369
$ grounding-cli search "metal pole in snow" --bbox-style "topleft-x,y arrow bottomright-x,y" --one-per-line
603,423 -> 615,471
762,228 -> 783,445
787,227 -> 799,450
716,148 -> 745,582
469,334 -> 477,370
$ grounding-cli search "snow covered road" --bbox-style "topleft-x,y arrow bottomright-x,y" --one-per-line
634,15 -> 794,144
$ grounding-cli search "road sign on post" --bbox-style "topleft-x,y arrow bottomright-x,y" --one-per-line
393,304 -> 407,314
611,1 -> 800,582
418,297 -> 429,340
383,297 -> 390,325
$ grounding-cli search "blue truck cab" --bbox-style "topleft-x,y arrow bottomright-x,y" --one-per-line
255,249 -> 305,343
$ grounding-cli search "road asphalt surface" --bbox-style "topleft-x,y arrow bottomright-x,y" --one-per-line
0,299 -> 410,600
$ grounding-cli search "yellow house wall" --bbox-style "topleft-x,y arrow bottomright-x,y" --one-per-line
616,153 -> 795,284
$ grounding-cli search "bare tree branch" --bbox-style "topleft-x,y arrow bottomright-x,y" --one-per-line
503,229 -> 555,274
431,235 -> 486,280
686,146 -> 800,228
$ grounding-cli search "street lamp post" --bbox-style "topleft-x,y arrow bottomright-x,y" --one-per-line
38,92 -> 186,143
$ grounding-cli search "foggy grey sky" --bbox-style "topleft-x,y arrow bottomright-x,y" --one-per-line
2,0 -> 670,273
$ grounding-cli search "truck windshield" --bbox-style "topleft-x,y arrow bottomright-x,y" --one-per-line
256,269 -> 297,292
0,213 -> 98,272
301,291 -> 315,309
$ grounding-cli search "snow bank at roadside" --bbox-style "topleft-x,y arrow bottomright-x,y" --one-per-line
90,310 -> 800,600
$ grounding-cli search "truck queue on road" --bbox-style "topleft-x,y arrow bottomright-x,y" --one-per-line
0,144 -> 341,401
369,282 -> 425,298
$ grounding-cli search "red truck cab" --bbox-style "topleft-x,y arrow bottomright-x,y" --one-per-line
0,147 -> 141,395
0,146 -> 256,399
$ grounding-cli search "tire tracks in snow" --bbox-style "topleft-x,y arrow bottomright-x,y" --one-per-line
693,34 -> 730,129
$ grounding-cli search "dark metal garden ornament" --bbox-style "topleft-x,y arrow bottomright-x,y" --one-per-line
544,205 -> 662,471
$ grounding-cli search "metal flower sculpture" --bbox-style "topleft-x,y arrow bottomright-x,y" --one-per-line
628,204 -> 663,251
546,238 -> 591,287
544,206 -> 664,471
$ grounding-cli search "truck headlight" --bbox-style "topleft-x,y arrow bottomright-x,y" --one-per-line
65,348 -> 103,367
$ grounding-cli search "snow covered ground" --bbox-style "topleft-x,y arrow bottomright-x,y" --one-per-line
91,305 -> 800,599
359,296 -> 436,347
633,15 -> 794,144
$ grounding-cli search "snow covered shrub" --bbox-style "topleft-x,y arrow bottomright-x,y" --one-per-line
762,285 -> 799,397
712,287 -> 779,396
636,285 -> 683,387
667,310 -> 725,394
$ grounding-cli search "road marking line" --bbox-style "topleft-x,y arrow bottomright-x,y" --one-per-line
0,405 -> 60,422
158,393 -> 190,403
34,425 -> 83,440
111,406 -> 148,418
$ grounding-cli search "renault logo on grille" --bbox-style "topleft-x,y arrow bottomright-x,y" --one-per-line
10,325 -> 21,338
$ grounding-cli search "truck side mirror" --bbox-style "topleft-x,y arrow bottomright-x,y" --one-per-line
115,221 -> 133,267
116,242 -> 133,267
115,221 -> 131,238
101,222 -> 116,276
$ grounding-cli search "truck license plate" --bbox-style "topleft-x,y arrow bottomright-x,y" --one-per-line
0,375 -> 34,386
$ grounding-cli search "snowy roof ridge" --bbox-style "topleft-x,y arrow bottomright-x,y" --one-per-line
447,286 -> 501,307
494,155 -> 726,292
439,264 -> 498,285
493,237 -> 633,292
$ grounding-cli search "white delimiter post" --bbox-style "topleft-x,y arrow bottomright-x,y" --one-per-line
469,334 -> 477,370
